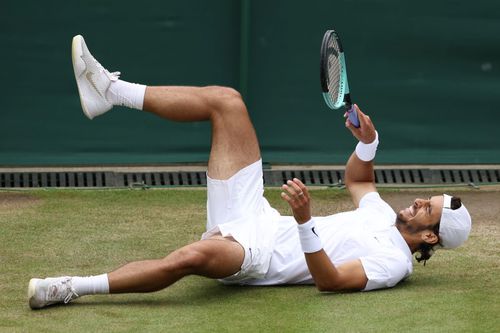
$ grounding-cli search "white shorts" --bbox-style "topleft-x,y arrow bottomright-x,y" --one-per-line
201,159 -> 280,283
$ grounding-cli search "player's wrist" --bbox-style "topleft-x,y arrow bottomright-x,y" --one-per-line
297,218 -> 323,253
355,131 -> 379,161
295,214 -> 312,225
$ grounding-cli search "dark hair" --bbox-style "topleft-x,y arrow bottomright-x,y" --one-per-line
415,196 -> 462,265
450,197 -> 462,210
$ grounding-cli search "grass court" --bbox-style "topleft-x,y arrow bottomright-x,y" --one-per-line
0,187 -> 498,332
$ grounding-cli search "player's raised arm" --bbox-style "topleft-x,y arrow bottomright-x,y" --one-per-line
344,105 -> 378,207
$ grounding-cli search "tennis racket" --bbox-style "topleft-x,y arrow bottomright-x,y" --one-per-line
320,29 -> 359,127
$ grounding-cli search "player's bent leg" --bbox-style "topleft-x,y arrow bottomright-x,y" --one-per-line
71,36 -> 260,179
143,85 -> 260,179
107,236 -> 245,293
142,86 -> 237,122
71,35 -> 261,178
28,237 -> 244,309
206,87 -> 261,180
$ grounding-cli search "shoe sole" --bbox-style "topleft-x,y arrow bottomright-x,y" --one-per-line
71,35 -> 93,120
27,278 -> 42,309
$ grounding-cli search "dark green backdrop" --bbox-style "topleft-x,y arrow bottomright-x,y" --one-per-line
1,0 -> 499,166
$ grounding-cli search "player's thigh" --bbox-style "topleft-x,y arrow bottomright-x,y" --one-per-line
207,88 -> 260,180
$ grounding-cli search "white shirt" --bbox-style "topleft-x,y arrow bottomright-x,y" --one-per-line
248,192 -> 413,291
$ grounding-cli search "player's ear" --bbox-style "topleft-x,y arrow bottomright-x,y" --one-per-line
421,231 -> 439,245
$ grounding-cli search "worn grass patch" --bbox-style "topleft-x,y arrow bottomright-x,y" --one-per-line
0,188 -> 498,332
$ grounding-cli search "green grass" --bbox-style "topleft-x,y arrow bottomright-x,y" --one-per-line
0,188 -> 498,332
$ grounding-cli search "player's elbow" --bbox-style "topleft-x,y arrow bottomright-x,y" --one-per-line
315,281 -> 340,292
344,177 -> 355,190
315,280 -> 365,293
316,284 -> 333,292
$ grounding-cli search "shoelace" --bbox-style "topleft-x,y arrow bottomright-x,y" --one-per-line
48,278 -> 79,304
92,58 -> 121,81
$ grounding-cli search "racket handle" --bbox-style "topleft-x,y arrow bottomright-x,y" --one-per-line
347,105 -> 360,128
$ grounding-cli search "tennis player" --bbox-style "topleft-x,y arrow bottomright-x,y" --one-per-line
27,36 -> 472,309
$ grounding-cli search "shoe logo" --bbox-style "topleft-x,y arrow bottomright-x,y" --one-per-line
85,71 -> 104,98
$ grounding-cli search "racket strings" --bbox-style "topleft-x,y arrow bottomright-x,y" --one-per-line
326,37 -> 341,103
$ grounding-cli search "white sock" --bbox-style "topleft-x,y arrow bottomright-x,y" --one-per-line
71,274 -> 110,296
106,79 -> 147,110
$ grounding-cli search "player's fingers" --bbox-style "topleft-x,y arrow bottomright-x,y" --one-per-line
355,105 -> 374,128
352,106 -> 367,127
345,117 -> 362,138
287,179 -> 305,199
356,104 -> 370,119
280,191 -> 294,204
287,179 -> 301,192
282,184 -> 298,199
345,117 -> 355,129
281,191 -> 301,211
292,178 -> 309,197
345,105 -> 376,144
353,105 -> 366,121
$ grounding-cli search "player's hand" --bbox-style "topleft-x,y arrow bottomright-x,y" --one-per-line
345,104 -> 377,144
280,178 -> 311,224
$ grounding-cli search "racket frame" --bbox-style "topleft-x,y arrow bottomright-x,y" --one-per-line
320,30 -> 351,110
320,29 -> 358,128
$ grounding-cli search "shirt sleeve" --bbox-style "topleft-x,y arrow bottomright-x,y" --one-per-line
359,192 -> 396,222
359,192 -> 385,208
359,250 -> 412,291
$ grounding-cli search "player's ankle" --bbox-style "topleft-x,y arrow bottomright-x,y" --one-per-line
71,274 -> 110,296
106,79 -> 147,110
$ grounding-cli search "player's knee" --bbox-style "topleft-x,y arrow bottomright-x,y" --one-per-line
172,247 -> 208,272
205,85 -> 242,100
203,86 -> 247,118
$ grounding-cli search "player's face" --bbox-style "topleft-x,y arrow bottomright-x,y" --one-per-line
397,195 -> 444,231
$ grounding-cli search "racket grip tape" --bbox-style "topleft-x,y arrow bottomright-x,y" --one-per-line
347,106 -> 360,128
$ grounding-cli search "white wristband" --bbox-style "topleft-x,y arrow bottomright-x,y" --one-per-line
297,219 -> 323,253
355,131 -> 379,162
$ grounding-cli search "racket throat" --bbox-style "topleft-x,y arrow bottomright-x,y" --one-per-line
344,93 -> 352,110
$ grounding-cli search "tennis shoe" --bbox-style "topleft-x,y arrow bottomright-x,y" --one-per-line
71,35 -> 120,119
28,276 -> 79,309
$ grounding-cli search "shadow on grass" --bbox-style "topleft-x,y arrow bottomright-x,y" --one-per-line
52,283 -> 290,309
32,276 -> 434,312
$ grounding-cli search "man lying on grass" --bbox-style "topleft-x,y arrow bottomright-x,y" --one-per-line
28,35 -> 472,309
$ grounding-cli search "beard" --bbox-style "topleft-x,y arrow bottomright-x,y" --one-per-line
395,215 -> 426,234
395,211 -> 411,227
396,212 -> 406,224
